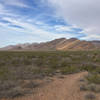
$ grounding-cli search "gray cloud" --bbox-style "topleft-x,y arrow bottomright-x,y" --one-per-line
46,0 -> 100,40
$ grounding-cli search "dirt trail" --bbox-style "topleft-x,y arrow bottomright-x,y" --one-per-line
3,72 -> 87,100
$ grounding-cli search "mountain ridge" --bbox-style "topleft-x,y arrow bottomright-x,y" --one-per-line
0,38 -> 100,51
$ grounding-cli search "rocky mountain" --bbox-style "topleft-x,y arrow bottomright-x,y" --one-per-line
0,38 -> 100,51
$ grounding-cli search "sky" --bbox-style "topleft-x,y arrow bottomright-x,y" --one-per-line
0,0 -> 100,47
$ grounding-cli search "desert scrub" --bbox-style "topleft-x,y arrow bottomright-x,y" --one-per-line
80,84 -> 88,91
0,67 -> 11,80
22,81 -> 38,89
0,50 -> 100,99
81,73 -> 100,94
80,83 -> 100,93
0,80 -> 38,99
0,87 -> 25,98
86,73 -> 100,84
60,66 -> 80,74
85,93 -> 96,100
87,84 -> 100,93
0,80 -> 22,98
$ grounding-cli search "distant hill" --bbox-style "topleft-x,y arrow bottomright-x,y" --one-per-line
0,38 -> 100,51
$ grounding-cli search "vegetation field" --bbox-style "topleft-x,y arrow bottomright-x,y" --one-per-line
0,50 -> 100,99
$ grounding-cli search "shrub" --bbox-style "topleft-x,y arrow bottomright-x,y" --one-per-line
86,73 -> 100,84
61,66 -> 79,74
79,78 -> 85,82
85,93 -> 96,100
80,84 -> 87,91
23,81 -> 38,89
87,84 -> 96,92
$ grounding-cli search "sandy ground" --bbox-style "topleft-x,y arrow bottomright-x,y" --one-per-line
2,72 -> 88,100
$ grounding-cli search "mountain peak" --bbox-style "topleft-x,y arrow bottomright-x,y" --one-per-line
0,38 -> 100,51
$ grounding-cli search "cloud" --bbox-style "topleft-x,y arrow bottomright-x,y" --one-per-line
9,24 -> 24,29
46,0 -> 100,40
1,0 -> 29,8
0,0 -> 90,47
0,3 -> 6,14
55,25 -> 72,32
0,3 -> 4,10
54,25 -> 80,32
1,17 -> 69,39
0,0 -> 76,42
0,16 -> 78,47
0,3 -> 20,17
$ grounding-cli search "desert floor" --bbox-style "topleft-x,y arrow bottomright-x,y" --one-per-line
2,72 -> 90,100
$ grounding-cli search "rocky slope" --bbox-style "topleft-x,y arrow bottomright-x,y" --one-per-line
0,38 -> 100,51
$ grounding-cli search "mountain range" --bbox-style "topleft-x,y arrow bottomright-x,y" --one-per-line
1,38 -> 100,51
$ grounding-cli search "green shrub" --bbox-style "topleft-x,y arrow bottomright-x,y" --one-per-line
86,73 -> 100,84
0,68 -> 10,80
61,66 -> 79,74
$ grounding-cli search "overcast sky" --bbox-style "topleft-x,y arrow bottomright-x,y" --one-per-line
0,0 -> 99,47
